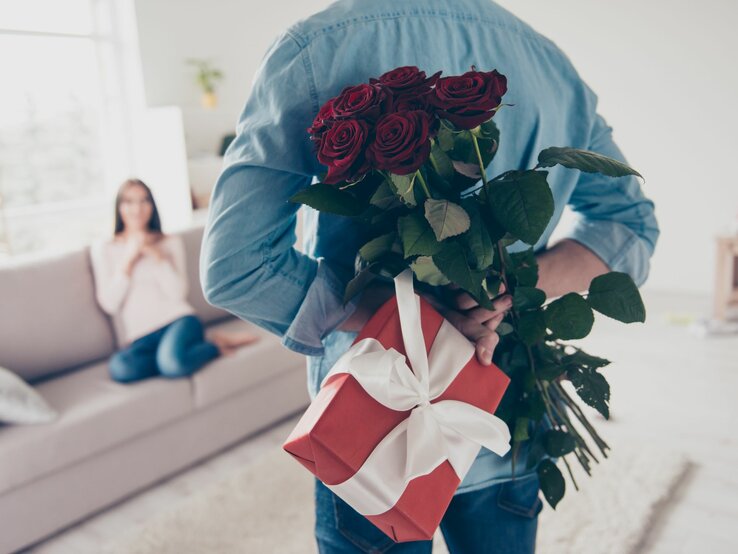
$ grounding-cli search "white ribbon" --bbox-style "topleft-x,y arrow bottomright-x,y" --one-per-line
321,269 -> 511,516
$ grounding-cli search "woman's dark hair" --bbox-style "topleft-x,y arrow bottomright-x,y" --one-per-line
113,178 -> 163,236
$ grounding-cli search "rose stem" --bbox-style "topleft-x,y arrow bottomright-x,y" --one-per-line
470,132 -> 489,188
552,381 -> 610,457
416,170 -> 432,199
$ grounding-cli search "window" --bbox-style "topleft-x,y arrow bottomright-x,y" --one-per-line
0,0 -> 136,257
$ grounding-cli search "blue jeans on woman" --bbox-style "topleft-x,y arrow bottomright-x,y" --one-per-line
108,315 -> 219,382
315,474 -> 542,554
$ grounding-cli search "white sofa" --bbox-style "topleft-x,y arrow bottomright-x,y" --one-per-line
0,226 -> 309,553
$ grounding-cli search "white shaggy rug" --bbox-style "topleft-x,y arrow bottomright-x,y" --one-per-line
103,440 -> 689,554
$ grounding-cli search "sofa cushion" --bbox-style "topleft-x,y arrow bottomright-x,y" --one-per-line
179,226 -> 231,325
0,361 -> 192,495
0,366 -> 58,424
0,249 -> 117,382
194,318 -> 306,409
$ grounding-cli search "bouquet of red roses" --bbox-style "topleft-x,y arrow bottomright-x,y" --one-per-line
289,65 -> 646,517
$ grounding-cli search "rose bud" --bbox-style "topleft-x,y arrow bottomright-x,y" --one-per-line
428,69 -> 507,129
367,110 -> 432,176
317,118 -> 371,184
370,66 -> 442,95
332,83 -> 392,122
307,98 -> 336,139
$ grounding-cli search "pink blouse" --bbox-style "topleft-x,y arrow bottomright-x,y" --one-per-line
90,235 -> 195,346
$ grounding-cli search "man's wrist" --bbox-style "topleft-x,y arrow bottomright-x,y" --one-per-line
535,239 -> 610,299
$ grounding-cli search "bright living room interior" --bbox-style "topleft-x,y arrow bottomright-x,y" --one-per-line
1,1 -> 737,553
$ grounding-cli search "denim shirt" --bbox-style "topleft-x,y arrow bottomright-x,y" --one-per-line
200,0 -> 659,494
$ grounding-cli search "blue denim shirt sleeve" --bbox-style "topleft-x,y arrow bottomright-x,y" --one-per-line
561,86 -> 660,286
199,31 -> 359,356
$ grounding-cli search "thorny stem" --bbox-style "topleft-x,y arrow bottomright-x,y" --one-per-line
553,381 -> 610,457
544,383 -> 599,466
495,228 -> 605,482
483,146 -> 598,487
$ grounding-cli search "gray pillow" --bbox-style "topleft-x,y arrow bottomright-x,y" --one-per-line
0,367 -> 58,424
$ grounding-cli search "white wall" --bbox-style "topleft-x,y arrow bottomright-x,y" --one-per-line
133,0 -> 738,294
133,0 -> 334,156
496,0 -> 738,295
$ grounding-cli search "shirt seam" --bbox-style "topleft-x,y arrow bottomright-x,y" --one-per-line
287,10 -> 561,60
286,29 -> 320,116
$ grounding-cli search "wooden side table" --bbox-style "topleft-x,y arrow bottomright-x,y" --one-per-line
713,235 -> 738,321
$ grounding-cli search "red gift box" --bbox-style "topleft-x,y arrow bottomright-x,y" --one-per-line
283,284 -> 511,542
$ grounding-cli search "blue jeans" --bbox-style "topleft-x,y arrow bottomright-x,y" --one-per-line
315,474 -> 542,553
108,315 -> 219,382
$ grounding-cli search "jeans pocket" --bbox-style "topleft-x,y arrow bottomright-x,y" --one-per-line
496,474 -> 544,519
332,493 -> 395,554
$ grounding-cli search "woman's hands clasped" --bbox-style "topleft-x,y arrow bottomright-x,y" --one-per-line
122,232 -> 166,276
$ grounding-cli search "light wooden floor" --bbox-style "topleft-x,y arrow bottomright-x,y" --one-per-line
22,290 -> 738,554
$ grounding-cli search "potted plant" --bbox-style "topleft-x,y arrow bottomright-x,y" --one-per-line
187,59 -> 224,109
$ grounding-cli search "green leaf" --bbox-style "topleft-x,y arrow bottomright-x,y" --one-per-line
389,173 -> 417,206
425,163 -> 457,198
343,263 -> 379,304
517,309 -> 547,345
437,124 -> 474,164
496,321 -> 514,336
513,286 -> 546,311
471,119 -> 500,167
369,179 -> 402,210
289,183 -> 364,217
358,233 -> 396,264
520,391 -> 546,420
567,366 -> 611,419
479,118 -> 501,141
397,212 -> 441,258
487,170 -> 554,245
562,349 -> 610,371
410,256 -> 451,286
535,362 -> 566,382
436,121 -> 456,152
544,293 -> 594,340
429,139 -> 455,181
424,198 -> 471,241
484,275 -> 502,297
544,430 -> 577,457
537,459 -> 566,509
510,248 -> 539,287
478,203 -> 507,244
537,146 -> 643,179
587,272 -> 646,323
432,241 -> 485,296
513,417 -> 530,442
461,199 -> 494,269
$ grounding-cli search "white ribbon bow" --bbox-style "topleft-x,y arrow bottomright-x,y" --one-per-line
322,269 -> 511,516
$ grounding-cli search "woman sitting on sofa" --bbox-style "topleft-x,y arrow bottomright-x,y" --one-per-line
90,178 -> 258,383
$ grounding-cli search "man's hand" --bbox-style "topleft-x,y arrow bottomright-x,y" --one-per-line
436,284 -> 512,366
338,280 -> 513,367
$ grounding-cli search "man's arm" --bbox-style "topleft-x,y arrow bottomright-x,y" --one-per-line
556,107 -> 660,290
535,239 -> 609,299
200,32 -> 359,357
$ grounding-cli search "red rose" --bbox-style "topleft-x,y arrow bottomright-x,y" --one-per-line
370,66 -> 442,94
367,110 -> 432,175
332,83 -> 392,121
428,69 -> 507,129
391,91 -> 439,135
317,119 -> 370,184
392,89 -> 434,113
307,98 -> 336,139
